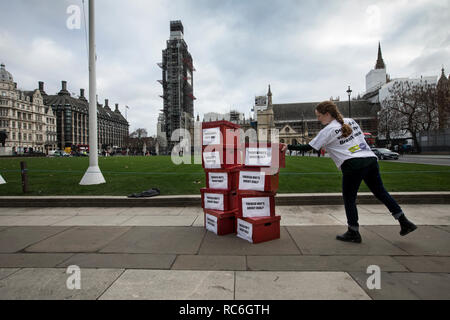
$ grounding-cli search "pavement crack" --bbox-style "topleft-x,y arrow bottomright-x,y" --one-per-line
96,268 -> 127,300
285,226 -> 304,255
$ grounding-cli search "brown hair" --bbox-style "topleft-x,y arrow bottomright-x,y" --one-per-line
315,101 -> 352,138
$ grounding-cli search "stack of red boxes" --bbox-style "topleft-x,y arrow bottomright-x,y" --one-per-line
200,121 -> 242,235
235,143 -> 285,243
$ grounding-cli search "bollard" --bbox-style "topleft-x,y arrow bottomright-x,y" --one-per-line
20,161 -> 28,193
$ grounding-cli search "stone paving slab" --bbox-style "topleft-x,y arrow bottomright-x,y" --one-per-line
435,225 -> 450,233
365,226 -> 450,256
198,228 -> 301,256
118,207 -> 183,216
75,208 -> 128,216
99,270 -> 234,300
57,253 -> 176,269
120,216 -> 197,226
25,227 -> 132,253
0,208 -> 36,215
234,271 -> 371,300
171,255 -> 247,271
0,215 -> 73,226
286,226 -> 409,256
51,215 -> 132,226
392,256 -> 450,273
0,268 -> 20,281
100,227 -> 206,254
331,213 -> 399,226
277,205 -> 348,216
179,207 -> 203,216
0,207 -> 76,216
350,272 -> 450,300
0,268 -> 124,300
0,253 -> 74,268
193,215 -> 204,227
0,226 -> 70,253
280,213 -> 344,226
247,255 -> 408,272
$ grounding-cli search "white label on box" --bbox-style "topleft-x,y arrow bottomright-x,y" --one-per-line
203,152 -> 221,169
237,218 -> 253,243
245,147 -> 272,166
242,197 -> 270,218
209,172 -> 228,190
204,193 -> 224,210
203,127 -> 221,145
239,171 -> 265,191
205,214 -> 218,234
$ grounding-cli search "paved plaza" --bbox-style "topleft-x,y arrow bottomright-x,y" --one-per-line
0,204 -> 449,300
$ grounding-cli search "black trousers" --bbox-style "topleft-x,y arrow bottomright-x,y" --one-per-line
342,161 -> 403,228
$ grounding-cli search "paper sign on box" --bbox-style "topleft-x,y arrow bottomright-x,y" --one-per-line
204,193 -> 224,211
203,127 -> 221,145
208,172 -> 228,189
203,152 -> 221,169
242,197 -> 271,218
239,171 -> 265,191
205,214 -> 218,234
237,218 -> 253,243
245,147 -> 272,166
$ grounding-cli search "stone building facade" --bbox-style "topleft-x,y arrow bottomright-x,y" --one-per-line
0,63 -> 57,154
41,80 -> 129,152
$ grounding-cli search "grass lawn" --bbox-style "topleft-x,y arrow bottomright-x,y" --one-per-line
0,155 -> 449,196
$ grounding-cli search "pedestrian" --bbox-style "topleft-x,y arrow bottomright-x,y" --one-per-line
284,101 -> 417,243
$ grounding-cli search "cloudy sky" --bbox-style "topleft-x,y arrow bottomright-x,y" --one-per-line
1,0 -> 449,135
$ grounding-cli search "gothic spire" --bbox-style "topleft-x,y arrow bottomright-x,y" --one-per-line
267,85 -> 273,110
375,42 -> 386,70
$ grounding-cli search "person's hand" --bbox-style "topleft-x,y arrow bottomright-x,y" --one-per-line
280,143 -> 287,153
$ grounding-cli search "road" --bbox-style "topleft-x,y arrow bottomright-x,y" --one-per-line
393,154 -> 450,166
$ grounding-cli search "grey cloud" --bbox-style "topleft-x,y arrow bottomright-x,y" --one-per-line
1,0 -> 448,135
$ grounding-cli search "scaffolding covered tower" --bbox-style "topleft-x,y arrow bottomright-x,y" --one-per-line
158,20 -> 195,154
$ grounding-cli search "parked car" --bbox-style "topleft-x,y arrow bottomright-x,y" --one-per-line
49,150 -> 71,157
371,148 -> 399,160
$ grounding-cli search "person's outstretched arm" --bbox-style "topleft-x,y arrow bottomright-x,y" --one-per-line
287,144 -> 314,152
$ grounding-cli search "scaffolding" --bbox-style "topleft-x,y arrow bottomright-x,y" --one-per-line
157,21 -> 195,153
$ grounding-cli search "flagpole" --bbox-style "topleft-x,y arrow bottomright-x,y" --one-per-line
80,0 -> 105,185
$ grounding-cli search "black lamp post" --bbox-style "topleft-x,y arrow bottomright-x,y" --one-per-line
346,85 -> 352,118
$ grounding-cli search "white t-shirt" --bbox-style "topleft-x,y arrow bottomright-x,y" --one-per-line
309,119 -> 376,169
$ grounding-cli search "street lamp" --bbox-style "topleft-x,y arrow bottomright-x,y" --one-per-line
346,85 -> 352,118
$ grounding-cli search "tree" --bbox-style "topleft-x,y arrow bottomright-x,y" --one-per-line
130,128 -> 148,139
381,80 -> 439,153
377,107 -> 399,147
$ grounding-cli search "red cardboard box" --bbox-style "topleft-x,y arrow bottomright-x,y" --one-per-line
237,191 -> 276,218
202,120 -> 242,148
204,209 -> 237,235
238,169 -> 279,193
243,143 -> 286,169
205,167 -> 240,191
202,146 -> 244,169
201,188 -> 238,211
236,215 -> 281,244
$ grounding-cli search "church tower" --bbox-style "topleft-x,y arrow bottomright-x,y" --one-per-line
365,42 -> 388,99
256,85 -> 275,142
437,67 -> 450,129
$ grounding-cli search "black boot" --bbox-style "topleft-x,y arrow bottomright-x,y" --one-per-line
398,214 -> 417,236
336,228 -> 362,243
